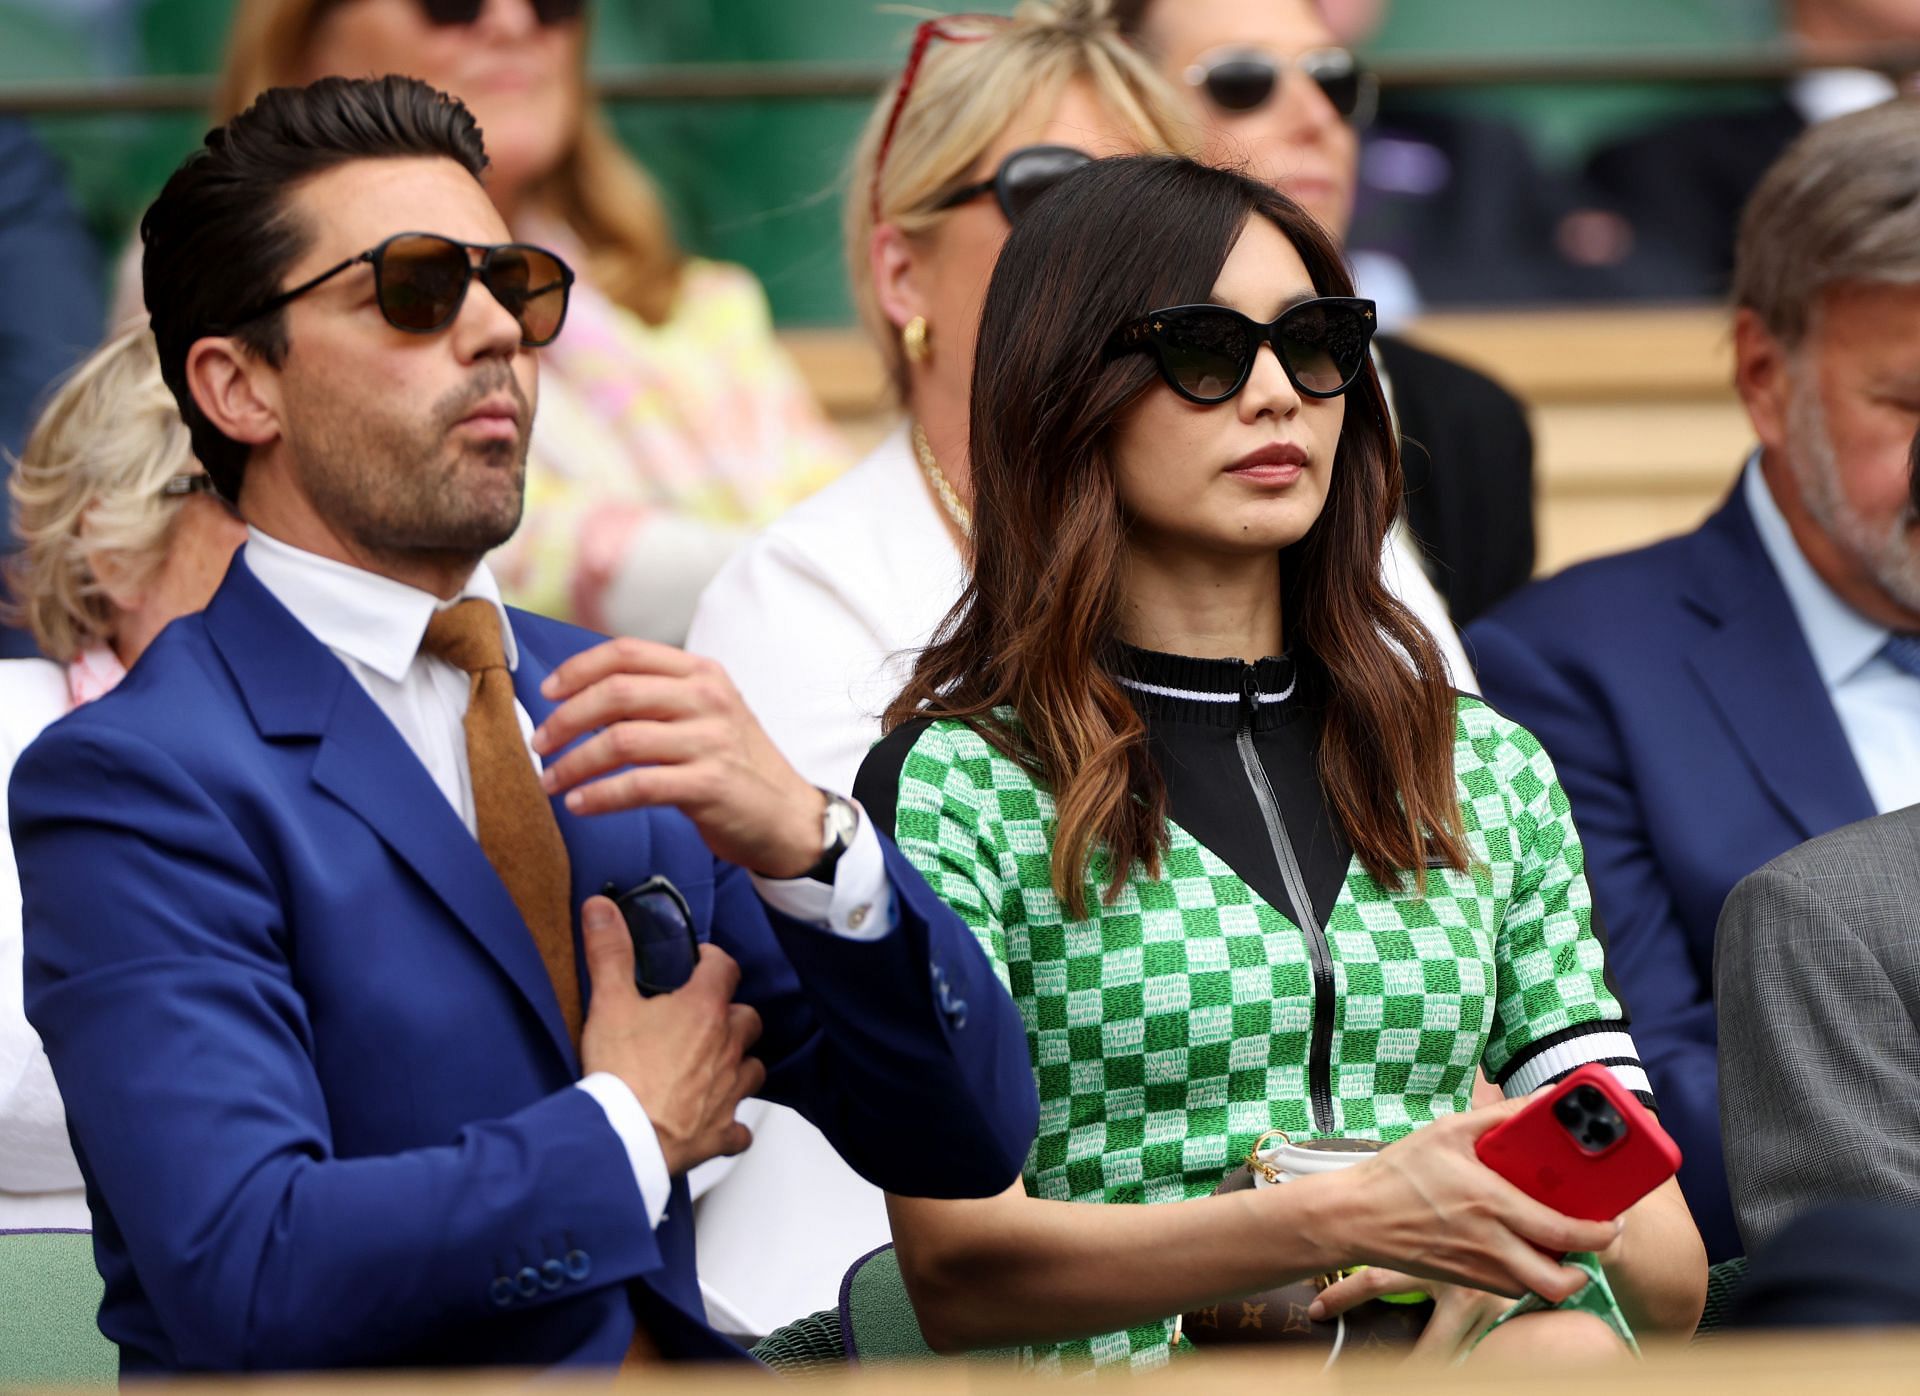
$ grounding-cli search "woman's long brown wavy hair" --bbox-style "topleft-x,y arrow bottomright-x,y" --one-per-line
883,155 -> 1467,918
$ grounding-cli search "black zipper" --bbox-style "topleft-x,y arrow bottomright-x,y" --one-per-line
1235,666 -> 1337,1135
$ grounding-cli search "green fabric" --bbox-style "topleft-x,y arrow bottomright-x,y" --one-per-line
1484,1251 -> 1637,1355
750,1308 -> 846,1371
844,1246 -> 934,1361
1696,1256 -> 1751,1338
0,1231 -> 115,1387
889,698 -> 1634,1372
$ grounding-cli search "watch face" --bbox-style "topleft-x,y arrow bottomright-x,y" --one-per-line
825,794 -> 861,845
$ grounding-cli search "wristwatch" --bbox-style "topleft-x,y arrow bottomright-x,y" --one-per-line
803,789 -> 862,884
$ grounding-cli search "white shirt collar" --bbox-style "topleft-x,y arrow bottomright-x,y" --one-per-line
244,526 -> 518,683
1789,68 -> 1899,127
1741,454 -> 1889,689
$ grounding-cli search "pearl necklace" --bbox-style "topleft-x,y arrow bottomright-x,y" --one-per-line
911,421 -> 972,537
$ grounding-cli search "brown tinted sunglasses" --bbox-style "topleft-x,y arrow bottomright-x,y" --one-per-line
219,232 -> 575,348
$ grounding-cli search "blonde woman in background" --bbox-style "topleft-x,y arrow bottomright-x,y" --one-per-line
688,0 -> 1471,798
679,0 -> 1194,1344
125,0 -> 848,642
0,326 -> 246,1230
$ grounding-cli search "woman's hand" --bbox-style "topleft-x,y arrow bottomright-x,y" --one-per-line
1309,1268 -> 1513,1363
1302,1095 -> 1621,1303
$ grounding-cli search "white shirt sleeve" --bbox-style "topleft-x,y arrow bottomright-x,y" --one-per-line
749,810 -> 894,942
575,1073 -> 672,1229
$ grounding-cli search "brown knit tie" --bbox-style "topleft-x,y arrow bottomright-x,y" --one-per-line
421,600 -> 583,1046
424,602 -> 659,1365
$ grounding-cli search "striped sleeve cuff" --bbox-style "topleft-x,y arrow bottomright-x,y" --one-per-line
1495,1023 -> 1656,1112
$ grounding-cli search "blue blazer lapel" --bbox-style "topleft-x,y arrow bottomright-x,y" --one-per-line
205,557 -> 580,1071
507,620 -> 657,937
1683,488 -> 1876,841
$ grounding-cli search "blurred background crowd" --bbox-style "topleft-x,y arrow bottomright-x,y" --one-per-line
7,0 -> 1920,1370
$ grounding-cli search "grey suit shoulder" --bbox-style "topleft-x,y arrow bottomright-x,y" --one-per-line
1716,803 -> 1920,1254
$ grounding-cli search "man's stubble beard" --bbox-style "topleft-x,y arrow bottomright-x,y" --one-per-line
1785,362 -> 1920,613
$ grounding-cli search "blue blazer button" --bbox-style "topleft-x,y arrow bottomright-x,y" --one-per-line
541,1258 -> 566,1291
564,1249 -> 592,1282
515,1266 -> 542,1299
489,1276 -> 515,1308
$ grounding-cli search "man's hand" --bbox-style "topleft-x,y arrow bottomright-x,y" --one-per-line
535,639 -> 825,878
579,895 -> 766,1176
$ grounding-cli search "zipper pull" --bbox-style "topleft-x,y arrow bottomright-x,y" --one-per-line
1239,663 -> 1259,726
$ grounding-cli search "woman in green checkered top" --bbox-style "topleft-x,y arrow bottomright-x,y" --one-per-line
853,155 -> 1707,1370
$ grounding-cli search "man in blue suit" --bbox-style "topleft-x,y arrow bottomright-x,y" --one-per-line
8,76 -> 1037,1373
1467,100 -> 1920,1264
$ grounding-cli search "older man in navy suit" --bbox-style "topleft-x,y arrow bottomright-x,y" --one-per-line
9,76 -> 1036,1373
1468,100 -> 1920,1263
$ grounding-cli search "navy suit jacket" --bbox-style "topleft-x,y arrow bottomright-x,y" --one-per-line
1466,481 -> 1875,1263
11,556 -> 1038,1373
0,119 -> 105,659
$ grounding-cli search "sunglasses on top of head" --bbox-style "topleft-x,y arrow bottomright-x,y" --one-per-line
217,232 -> 576,348
931,144 -> 1095,222
1184,45 -> 1378,129
1108,297 -> 1378,405
395,0 -> 585,25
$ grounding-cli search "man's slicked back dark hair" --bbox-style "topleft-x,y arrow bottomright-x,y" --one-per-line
141,74 -> 490,500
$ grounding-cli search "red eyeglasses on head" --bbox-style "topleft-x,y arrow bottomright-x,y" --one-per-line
869,13 -> 1012,224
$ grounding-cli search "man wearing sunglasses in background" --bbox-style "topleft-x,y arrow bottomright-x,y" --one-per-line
8,75 -> 1037,1373
1115,0 -> 1537,629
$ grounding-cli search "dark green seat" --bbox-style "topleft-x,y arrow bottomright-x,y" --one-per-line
1695,1255 -> 1751,1338
0,1229 -> 116,1386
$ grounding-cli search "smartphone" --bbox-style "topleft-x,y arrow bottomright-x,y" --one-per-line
1474,1064 -> 1681,1222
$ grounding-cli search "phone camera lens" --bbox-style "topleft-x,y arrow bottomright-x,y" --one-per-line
1582,1122 -> 1618,1150
1554,1096 -> 1585,1128
1574,1086 -> 1606,1111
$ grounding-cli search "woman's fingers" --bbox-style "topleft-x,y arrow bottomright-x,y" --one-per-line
1309,1267 -> 1425,1320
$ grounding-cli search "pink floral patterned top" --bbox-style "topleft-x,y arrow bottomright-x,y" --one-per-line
486,227 -> 850,642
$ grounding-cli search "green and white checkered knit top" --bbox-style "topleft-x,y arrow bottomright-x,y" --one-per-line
856,646 -> 1648,1372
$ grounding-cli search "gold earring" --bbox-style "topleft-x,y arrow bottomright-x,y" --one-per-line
902,315 -> 931,365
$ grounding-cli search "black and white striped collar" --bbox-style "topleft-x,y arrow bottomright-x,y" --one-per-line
1112,643 -> 1301,729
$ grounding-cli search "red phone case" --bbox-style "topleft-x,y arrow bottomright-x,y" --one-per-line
1473,1064 -> 1681,1221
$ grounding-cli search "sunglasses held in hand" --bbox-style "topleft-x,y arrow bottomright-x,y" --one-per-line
603,876 -> 702,996
1109,297 -> 1377,405
218,232 -> 576,348
1185,45 -> 1378,129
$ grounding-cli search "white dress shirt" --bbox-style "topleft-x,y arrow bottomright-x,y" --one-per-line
244,529 -> 893,1232
1743,458 -> 1920,813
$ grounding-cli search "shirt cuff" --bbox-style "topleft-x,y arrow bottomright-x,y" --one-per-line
575,1074 -> 671,1229
749,803 -> 895,941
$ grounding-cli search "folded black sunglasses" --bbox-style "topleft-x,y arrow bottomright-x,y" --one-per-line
932,144 -> 1094,222
1109,297 -> 1378,405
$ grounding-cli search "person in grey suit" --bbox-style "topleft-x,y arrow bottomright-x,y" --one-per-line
1717,427 -> 1920,1256
1717,792 -> 1920,1252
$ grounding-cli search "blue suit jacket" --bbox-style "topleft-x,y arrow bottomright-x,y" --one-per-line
1466,481 -> 1874,1263
11,556 -> 1038,1373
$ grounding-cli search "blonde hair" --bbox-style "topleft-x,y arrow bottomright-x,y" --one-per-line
4,326 -> 201,663
215,0 -> 686,325
1735,98 -> 1920,348
846,0 -> 1196,398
